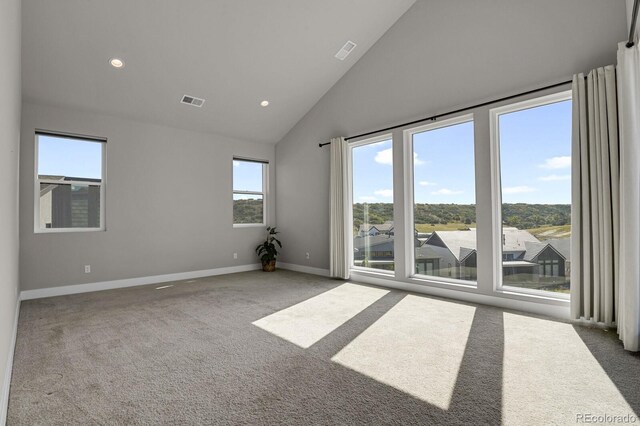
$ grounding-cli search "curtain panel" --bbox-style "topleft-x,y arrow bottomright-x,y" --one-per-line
329,137 -> 350,279
571,42 -> 640,352
617,41 -> 640,351
570,66 -> 619,327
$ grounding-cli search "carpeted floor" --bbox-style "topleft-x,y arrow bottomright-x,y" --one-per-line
7,270 -> 640,425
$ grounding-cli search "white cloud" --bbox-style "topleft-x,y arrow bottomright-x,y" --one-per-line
374,148 -> 393,165
503,186 -> 537,194
374,189 -> 393,198
539,156 -> 571,169
431,188 -> 463,195
359,196 -> 377,202
419,181 -> 436,186
538,174 -> 570,182
374,148 -> 424,166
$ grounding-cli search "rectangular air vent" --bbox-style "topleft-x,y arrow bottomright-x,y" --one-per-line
181,94 -> 205,107
335,40 -> 357,60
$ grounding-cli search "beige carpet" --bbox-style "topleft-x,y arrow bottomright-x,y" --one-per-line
7,270 -> 640,425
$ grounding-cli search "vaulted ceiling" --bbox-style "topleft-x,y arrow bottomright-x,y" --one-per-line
22,0 -> 415,144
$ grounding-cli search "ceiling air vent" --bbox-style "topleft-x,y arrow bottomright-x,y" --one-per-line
181,95 -> 205,107
335,40 -> 357,61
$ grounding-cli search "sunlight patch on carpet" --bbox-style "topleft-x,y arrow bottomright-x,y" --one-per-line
502,313 -> 634,425
331,295 -> 476,410
252,283 -> 388,348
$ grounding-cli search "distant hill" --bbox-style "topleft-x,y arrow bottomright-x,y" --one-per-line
353,203 -> 570,230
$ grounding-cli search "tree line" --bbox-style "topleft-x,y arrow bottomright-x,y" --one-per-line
353,203 -> 570,230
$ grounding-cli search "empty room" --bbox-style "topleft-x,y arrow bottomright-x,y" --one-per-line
2,0 -> 640,424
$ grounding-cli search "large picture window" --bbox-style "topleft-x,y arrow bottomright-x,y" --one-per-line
233,158 -> 267,225
491,91 -> 572,295
350,135 -> 394,272
35,132 -> 106,232
407,115 -> 477,283
344,87 -> 573,307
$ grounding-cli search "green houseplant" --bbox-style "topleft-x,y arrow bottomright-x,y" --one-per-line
255,226 -> 282,272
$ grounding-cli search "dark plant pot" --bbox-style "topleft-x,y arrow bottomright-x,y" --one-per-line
262,260 -> 276,272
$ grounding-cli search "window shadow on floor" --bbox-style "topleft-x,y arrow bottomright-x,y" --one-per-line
307,289 -> 506,424
447,306 -> 504,424
307,289 -> 407,359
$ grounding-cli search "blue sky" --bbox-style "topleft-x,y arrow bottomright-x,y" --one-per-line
38,135 -> 102,179
233,160 -> 263,199
352,99 -> 572,205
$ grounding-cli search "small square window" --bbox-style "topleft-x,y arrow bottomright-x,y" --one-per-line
35,132 -> 106,232
233,158 -> 267,225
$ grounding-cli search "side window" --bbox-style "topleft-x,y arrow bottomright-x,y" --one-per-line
233,158 -> 267,225
35,132 -> 106,232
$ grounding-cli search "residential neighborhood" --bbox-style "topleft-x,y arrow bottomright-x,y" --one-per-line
354,221 -> 570,293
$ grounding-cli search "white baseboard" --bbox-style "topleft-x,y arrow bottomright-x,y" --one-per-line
20,264 -> 262,301
1,297 -> 20,426
278,262 -> 331,277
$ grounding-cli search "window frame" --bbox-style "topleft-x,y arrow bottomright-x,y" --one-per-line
347,133 -> 395,276
489,90 -> 572,300
34,131 -> 107,234
232,157 -> 268,228
403,113 -> 478,288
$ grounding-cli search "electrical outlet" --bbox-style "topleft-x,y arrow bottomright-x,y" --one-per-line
233,253 -> 238,259
305,252 -> 310,260
84,265 -> 91,273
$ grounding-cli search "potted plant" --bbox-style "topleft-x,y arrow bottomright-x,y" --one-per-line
255,226 -> 282,272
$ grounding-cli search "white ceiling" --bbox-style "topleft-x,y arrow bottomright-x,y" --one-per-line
22,0 -> 415,144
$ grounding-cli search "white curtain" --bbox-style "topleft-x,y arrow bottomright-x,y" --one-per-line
617,41 -> 640,351
329,137 -> 350,279
571,66 -> 619,328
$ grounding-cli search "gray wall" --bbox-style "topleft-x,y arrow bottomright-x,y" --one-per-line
20,103 -> 276,291
0,0 -> 21,414
275,0 -> 627,270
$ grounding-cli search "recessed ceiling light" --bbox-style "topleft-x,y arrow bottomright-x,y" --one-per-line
260,100 -> 269,107
109,58 -> 124,68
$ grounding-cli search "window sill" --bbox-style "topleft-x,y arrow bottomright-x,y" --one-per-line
34,227 -> 105,234
233,223 -> 266,229
350,267 -> 395,278
496,287 -> 570,303
408,274 -> 477,290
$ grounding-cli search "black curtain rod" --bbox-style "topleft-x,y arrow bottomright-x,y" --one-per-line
628,0 -> 640,48
319,79 -> 573,148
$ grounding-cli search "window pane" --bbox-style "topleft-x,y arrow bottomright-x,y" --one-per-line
412,120 -> 476,282
233,161 -> 263,192
38,135 -> 102,179
39,182 -> 101,228
233,194 -> 264,224
352,138 -> 394,271
498,98 -> 571,294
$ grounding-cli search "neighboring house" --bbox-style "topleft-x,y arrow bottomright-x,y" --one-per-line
353,234 -> 395,269
417,227 -> 570,285
358,221 -> 394,237
353,226 -> 570,289
39,175 -> 101,229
